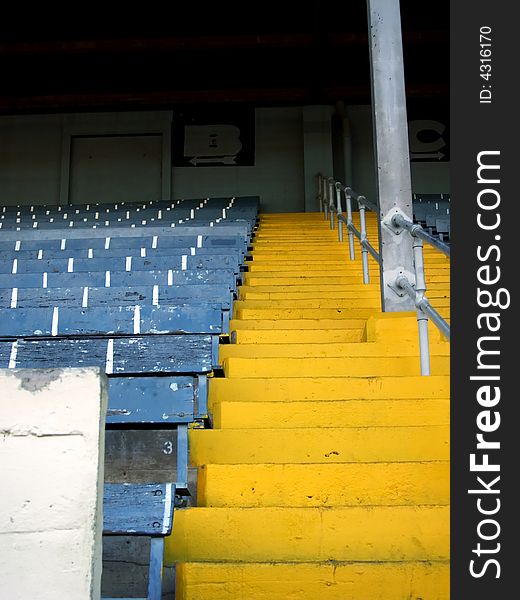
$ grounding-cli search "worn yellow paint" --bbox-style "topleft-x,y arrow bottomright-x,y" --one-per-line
230,317 -> 367,330
175,562 -> 449,600
212,398 -> 449,428
188,426 -> 449,464
239,287 -> 449,300
223,355 -> 450,377
197,462 -> 450,507
218,340 -> 449,359
249,263 -> 450,275
165,505 -> 449,563
234,297 -> 450,309
244,274 -> 450,286
234,298 -> 389,310
209,375 -> 450,402
364,313 -> 447,343
233,328 -> 365,344
234,307 -> 382,320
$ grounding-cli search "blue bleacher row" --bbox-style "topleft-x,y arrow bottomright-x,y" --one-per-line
412,193 -> 450,240
0,195 -> 259,598
0,196 -> 259,233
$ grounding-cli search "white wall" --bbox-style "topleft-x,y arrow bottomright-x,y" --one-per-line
172,107 -> 305,213
0,368 -> 107,600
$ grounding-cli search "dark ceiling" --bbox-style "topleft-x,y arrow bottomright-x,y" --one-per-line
0,3 -> 449,114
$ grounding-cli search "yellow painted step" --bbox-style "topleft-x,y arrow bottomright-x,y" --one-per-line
166,505 -> 449,563
244,275 -> 450,286
247,264 -> 450,274
250,252 -> 356,259
175,561 -> 449,600
233,328 -> 364,344
239,283 -> 383,295
248,262 -> 366,271
223,355 -> 450,377
239,288 -> 449,300
233,307 -> 381,320
197,462 -> 450,507
212,398 -> 449,428
209,375 -> 449,402
230,318 -> 366,330
233,298 -> 451,310
364,312 -> 448,343
218,341 -> 450,359
188,426 -> 449,464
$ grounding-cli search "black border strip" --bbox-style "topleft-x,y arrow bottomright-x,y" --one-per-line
451,1 -> 516,596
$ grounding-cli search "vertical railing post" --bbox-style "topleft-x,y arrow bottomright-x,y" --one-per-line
336,182 -> 343,242
323,177 -> 329,220
328,178 -> 335,230
318,173 -> 323,212
344,188 -> 355,260
358,197 -> 370,284
411,235 -> 430,376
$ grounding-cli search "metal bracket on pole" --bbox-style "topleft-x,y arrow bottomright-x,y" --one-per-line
382,207 -> 408,236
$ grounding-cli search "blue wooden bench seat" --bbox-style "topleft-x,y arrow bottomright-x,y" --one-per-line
0,334 -> 218,373
0,304 -> 225,337
0,284 -> 234,310
0,254 -> 241,275
3,245 -> 245,261
0,224 -> 250,244
0,269 -> 239,291
103,482 -> 175,600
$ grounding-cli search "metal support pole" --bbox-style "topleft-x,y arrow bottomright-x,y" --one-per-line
367,0 -> 415,311
336,183 -> 344,242
344,188 -> 355,260
412,237 -> 430,375
358,200 -> 370,284
328,178 -> 335,230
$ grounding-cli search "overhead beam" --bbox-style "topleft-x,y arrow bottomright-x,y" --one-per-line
0,31 -> 448,57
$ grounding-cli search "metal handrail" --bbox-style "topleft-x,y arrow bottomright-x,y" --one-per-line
317,173 -> 450,376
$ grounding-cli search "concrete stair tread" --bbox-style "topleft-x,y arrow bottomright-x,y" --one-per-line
188,426 -> 449,464
222,355 -> 450,377
219,340 -> 450,359
212,398 -> 449,428
175,561 -> 449,600
209,375 -> 450,402
166,505 -> 449,563
197,462 -> 450,507
230,318 -> 367,330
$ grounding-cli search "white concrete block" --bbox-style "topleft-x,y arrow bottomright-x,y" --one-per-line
0,368 -> 107,600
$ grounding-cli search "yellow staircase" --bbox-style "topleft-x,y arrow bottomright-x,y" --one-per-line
167,212 -> 450,599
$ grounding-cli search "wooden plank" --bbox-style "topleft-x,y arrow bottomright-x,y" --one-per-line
104,430 -> 198,499
0,285 -> 233,310
0,269 -> 238,289
0,255 -> 240,274
107,376 -> 195,425
0,304 -> 222,337
0,335 -> 214,373
3,246 -> 244,260
103,483 -> 175,536
0,224 -> 249,242
0,234 -> 247,252
102,538 -> 175,600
